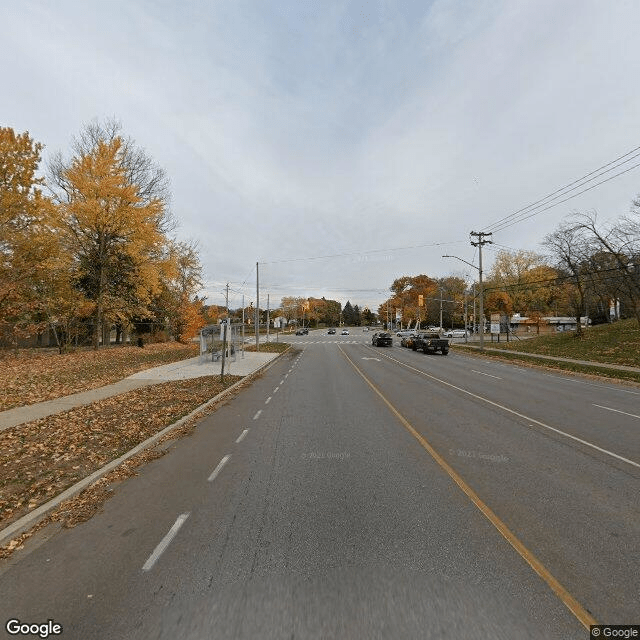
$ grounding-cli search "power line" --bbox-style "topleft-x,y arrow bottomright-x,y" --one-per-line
491,161 -> 640,233
483,263 -> 634,293
483,145 -> 640,234
260,240 -> 466,265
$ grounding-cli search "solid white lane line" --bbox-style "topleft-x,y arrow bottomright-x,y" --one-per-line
142,513 -> 189,572
556,376 -> 640,395
208,454 -> 231,482
593,404 -> 640,420
265,396 -> 272,404
236,429 -> 249,443
377,350 -> 640,469
253,410 -> 262,420
471,370 -> 502,380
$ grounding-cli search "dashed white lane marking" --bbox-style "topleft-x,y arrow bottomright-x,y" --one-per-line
273,386 -> 279,393
208,454 -> 231,482
376,349 -> 640,470
236,429 -> 249,443
280,379 -> 284,385
142,513 -> 189,572
284,373 -> 289,378
593,404 -> 640,420
265,396 -> 272,404
471,370 -> 502,380
253,410 -> 262,420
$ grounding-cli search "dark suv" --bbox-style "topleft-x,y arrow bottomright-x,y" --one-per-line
327,328 -> 336,334
372,332 -> 393,347
295,328 -> 309,335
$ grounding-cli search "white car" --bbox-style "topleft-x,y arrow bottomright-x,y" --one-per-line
341,329 -> 349,335
445,329 -> 469,338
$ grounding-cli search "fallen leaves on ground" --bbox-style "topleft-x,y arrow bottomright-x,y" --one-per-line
244,342 -> 289,353
0,342 -> 199,410
0,374 -> 241,530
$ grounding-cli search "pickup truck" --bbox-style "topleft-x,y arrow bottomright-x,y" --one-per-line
411,331 -> 449,355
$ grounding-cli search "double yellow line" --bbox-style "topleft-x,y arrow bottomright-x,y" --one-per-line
338,345 -> 597,630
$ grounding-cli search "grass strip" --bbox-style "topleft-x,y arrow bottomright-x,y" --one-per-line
244,342 -> 290,353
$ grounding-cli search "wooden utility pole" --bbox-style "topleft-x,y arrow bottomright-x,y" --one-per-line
470,231 -> 493,351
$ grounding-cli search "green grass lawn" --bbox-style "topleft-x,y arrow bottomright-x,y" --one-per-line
486,318 -> 640,367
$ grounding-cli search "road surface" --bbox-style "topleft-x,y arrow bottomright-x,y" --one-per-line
1,330 -> 638,638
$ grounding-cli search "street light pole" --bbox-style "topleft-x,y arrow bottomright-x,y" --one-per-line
442,253 -> 486,348
255,262 -> 259,351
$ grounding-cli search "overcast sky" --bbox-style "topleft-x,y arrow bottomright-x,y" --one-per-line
3,0 -> 640,311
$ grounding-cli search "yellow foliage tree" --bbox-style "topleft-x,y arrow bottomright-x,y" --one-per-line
55,137 -> 168,348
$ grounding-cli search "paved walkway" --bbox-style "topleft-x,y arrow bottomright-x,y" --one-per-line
455,343 -> 640,373
0,350 -> 280,432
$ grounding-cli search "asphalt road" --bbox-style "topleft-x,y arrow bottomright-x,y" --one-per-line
1,330 -> 638,639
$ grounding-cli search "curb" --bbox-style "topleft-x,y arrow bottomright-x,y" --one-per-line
0,346 -> 291,547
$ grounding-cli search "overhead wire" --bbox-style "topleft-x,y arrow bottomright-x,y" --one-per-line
482,144 -> 640,234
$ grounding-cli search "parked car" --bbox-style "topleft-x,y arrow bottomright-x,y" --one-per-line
400,334 -> 417,348
372,332 -> 393,347
327,328 -> 336,334
412,331 -> 449,355
295,328 -> 309,335
396,330 -> 414,337
444,329 -> 469,338
341,329 -> 349,335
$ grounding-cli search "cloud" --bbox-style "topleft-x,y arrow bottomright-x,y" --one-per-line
2,0 -> 640,310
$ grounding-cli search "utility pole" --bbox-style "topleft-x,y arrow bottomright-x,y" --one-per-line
439,288 -> 443,330
255,262 -> 259,351
267,294 -> 270,343
220,320 -> 227,383
225,282 -> 229,320
470,231 -> 493,351
241,294 -> 245,358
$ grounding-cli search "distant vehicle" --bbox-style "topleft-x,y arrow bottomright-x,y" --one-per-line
363,327 -> 369,332
396,330 -> 414,337
445,329 -> 469,338
372,332 -> 393,347
295,328 -> 308,335
327,328 -> 336,334
341,329 -> 349,335
412,331 -> 449,355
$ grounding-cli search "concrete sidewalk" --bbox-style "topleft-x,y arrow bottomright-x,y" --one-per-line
454,343 -> 640,374
0,350 -> 280,432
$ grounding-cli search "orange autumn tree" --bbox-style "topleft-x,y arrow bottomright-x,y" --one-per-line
0,127 -> 59,346
157,240 -> 205,343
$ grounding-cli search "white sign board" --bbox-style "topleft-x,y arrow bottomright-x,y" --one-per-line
490,313 -> 500,334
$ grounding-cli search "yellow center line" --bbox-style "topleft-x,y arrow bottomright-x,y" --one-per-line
338,344 -> 598,630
